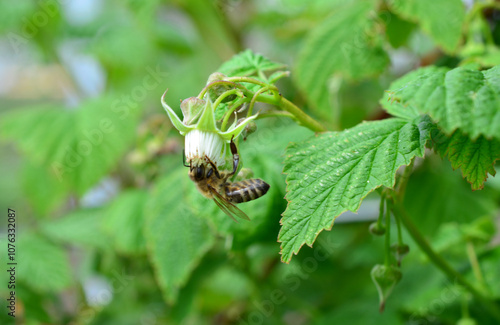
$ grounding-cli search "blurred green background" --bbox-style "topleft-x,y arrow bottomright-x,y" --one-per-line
1,0 -> 499,324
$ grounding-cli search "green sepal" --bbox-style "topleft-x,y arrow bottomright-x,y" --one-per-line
219,114 -> 258,142
161,90 -> 194,135
195,100 -> 218,132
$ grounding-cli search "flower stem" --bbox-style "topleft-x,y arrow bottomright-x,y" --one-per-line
258,94 -> 326,132
384,199 -> 391,267
391,203 -> 500,322
221,97 -> 248,131
255,111 -> 297,121
248,86 -> 271,117
389,162 -> 500,321
213,89 -> 243,111
466,241 -> 486,290
377,193 -> 385,232
198,77 -> 326,132
226,76 -> 277,90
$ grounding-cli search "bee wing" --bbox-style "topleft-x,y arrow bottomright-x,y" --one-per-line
208,185 -> 250,222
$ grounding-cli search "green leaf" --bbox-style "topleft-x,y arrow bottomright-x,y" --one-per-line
382,65 -> 500,140
0,1 -> 37,32
431,217 -> 495,257
279,117 -> 431,262
17,234 -> 72,292
388,0 -> 465,53
40,208 -> 109,249
102,190 -> 148,254
217,49 -> 286,77
22,160 -> 67,216
381,66 -> 444,120
0,96 -> 139,195
295,0 -> 389,114
384,12 -> 416,49
145,169 -> 215,304
433,129 -> 500,190
91,24 -> 157,71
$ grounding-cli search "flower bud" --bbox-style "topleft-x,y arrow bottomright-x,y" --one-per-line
180,97 -> 205,125
239,120 -> 257,140
369,222 -> 386,236
207,72 -> 237,103
391,243 -> 410,267
371,264 -> 402,312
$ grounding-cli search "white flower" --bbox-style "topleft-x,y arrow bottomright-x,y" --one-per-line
161,90 -> 258,167
185,129 -> 226,167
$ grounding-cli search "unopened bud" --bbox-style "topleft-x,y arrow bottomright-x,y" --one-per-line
239,120 -> 257,140
391,244 -> 410,267
207,72 -> 237,103
369,222 -> 386,236
371,264 -> 402,313
180,97 -> 205,125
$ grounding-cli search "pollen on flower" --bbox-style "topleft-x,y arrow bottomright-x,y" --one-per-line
185,129 -> 226,167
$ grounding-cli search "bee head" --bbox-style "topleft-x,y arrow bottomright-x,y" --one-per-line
194,165 -> 205,181
188,158 -> 218,182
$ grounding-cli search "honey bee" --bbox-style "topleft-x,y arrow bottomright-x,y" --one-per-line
184,139 -> 270,222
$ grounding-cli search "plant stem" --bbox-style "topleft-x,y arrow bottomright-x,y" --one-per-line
466,241 -> 485,289
199,77 -> 326,132
389,161 -> 500,321
396,160 -> 414,201
394,208 -> 404,246
392,203 -> 500,322
247,86 -> 270,117
221,97 -> 248,131
255,111 -> 297,121
377,193 -> 385,231
258,94 -> 326,132
213,89 -> 243,111
384,200 -> 391,267
226,76 -> 277,90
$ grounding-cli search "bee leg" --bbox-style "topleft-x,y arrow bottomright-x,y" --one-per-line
228,136 -> 239,176
207,159 -> 222,179
182,149 -> 190,168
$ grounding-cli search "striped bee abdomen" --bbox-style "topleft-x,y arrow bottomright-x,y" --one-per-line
225,179 -> 270,203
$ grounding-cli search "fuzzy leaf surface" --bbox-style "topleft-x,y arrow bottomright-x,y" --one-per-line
279,117 -> 431,262
388,0 -> 465,53
295,0 -> 389,114
382,66 -> 500,140
145,169 -> 215,304
433,130 -> 500,190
